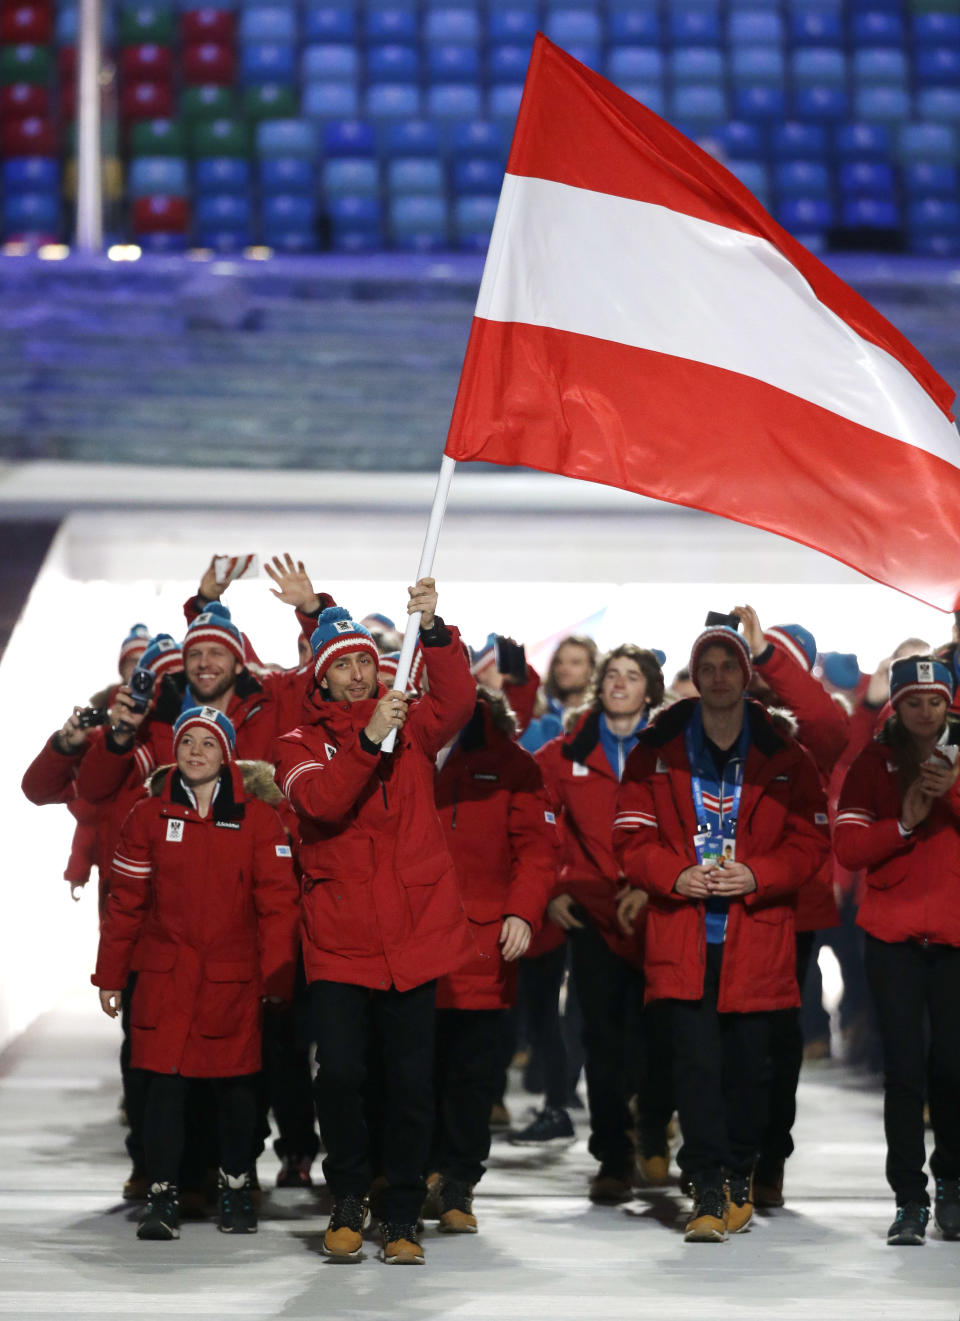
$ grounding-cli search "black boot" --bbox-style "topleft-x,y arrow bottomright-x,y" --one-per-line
137,1183 -> 180,1241
935,1178 -> 960,1240
887,1202 -> 929,1245
218,1170 -> 258,1234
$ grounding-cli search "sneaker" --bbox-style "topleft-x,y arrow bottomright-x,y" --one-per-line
276,1155 -> 314,1189
887,1202 -> 929,1245
507,1106 -> 576,1148
218,1170 -> 258,1234
137,1183 -> 180,1241
589,1164 -> 634,1204
685,1185 -> 727,1243
724,1173 -> 754,1234
489,1101 -> 512,1131
323,1193 -> 368,1261
753,1159 -> 785,1209
421,1172 -> 443,1222
380,1222 -> 425,1264
124,1167 -> 149,1201
935,1178 -> 960,1240
438,1178 -> 478,1234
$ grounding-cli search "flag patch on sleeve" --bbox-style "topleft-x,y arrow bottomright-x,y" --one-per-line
276,844 -> 292,858
544,811 -> 556,825
815,813 -> 828,826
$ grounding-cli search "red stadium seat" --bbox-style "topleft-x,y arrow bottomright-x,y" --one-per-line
59,78 -> 75,120
120,44 -> 174,84
120,81 -> 174,120
0,82 -> 48,119
183,42 -> 235,85
0,5 -> 53,45
181,9 -> 234,45
131,194 -> 189,234
2,114 -> 56,155
58,46 -> 76,79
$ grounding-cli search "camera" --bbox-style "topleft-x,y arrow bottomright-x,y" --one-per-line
494,636 -> 528,684
127,665 -> 156,714
705,610 -> 741,631
76,706 -> 109,729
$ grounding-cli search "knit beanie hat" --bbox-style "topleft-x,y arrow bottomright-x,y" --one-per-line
470,633 -> 497,675
765,623 -> 817,672
362,612 -> 396,632
689,625 -> 752,690
183,602 -> 244,663
378,642 -> 424,695
821,652 -> 860,691
889,656 -> 954,709
119,623 -> 149,670
140,633 -> 183,680
310,606 -> 379,685
173,705 -> 235,763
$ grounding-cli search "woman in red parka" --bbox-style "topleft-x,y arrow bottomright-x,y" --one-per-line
835,655 -> 960,1247
93,706 -> 299,1243
429,688 -> 558,1232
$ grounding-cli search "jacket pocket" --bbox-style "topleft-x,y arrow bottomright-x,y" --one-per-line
396,850 -> 446,888
130,941 -> 177,973
304,876 -> 377,956
750,904 -> 792,925
197,963 -> 259,1039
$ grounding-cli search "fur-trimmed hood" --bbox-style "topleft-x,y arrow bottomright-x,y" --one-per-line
147,759 -> 283,806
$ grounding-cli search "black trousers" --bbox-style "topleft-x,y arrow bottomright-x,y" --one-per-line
568,921 -> 645,1169
261,961 -> 320,1162
143,1071 -> 258,1186
309,978 -> 436,1224
668,942 -> 774,1186
120,971 -> 148,1169
757,929 -> 816,1168
865,934 -> 960,1205
518,942 -> 571,1110
432,1007 -> 504,1186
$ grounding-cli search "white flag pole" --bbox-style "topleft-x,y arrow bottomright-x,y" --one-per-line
381,453 -> 458,753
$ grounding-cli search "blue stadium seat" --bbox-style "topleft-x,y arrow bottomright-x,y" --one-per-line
903,163 -> 959,199
302,44 -> 358,82
196,194 -> 253,230
489,44 -> 532,84
838,161 -> 895,196
387,157 -> 445,195
452,194 -> 498,251
855,86 -> 910,123
427,84 -> 482,122
240,7 -> 296,43
916,88 -> 960,126
3,192 -> 59,234
423,7 -> 480,43
303,83 -> 360,120
323,158 -> 380,198
670,3 -> 721,46
365,7 -> 417,43
449,119 -> 506,161
606,48 -> 662,86
608,6 -> 659,45
728,9 -> 783,44
671,47 -> 724,84
367,44 -> 419,81
672,85 -> 728,127
138,235 -> 189,255
728,159 -> 770,203
323,119 -> 377,158
777,196 -> 835,232
263,194 -> 317,228
730,47 -> 785,85
853,48 -> 907,87
453,158 -> 502,195
260,157 -> 314,193
851,10 -> 904,47
790,5 -> 842,47
304,6 -> 355,43
366,83 -> 422,121
489,9 -> 537,45
129,157 -> 189,198
3,157 -> 58,190
834,122 -> 891,162
840,197 -> 900,228
622,84 -> 665,116
734,85 -> 787,121
545,8 -> 602,47
713,120 -> 766,159
770,121 -> 828,160
428,45 -> 481,82
913,13 -> 960,47
257,119 -> 317,157
908,196 -> 960,232
561,44 -> 603,72
328,195 -> 382,251
910,232 -> 960,258
384,119 -> 442,158
488,83 -> 524,125
794,85 -> 848,121
916,48 -> 960,89
241,43 -> 296,85
389,194 -> 448,251
775,160 -> 830,198
197,227 -> 252,254
897,122 -> 958,164
792,48 -> 846,86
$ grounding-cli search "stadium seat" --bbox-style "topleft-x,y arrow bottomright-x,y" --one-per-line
0,45 -> 52,85
384,118 -> 441,158
3,156 -> 58,191
323,118 -> 377,157
367,45 -> 418,81
840,197 -> 900,229
734,85 -> 786,121
728,9 -> 783,44
1,5 -> 53,44
131,194 -> 190,234
855,86 -> 911,123
366,83 -> 421,121
302,44 -> 358,82
792,49 -> 846,86
190,117 -> 250,157
260,156 -> 314,193
908,196 -> 960,233
129,156 -> 189,198
903,163 -> 959,199
916,48 -> 960,88
897,122 -> 957,164
390,194 -> 448,251
240,43 -> 296,85
426,84 -> 482,122
837,160 -> 894,195
671,48 -> 724,85
727,159 -> 769,203
775,160 -> 830,198
239,6 -> 296,43
182,85 -> 235,122
121,83 -> 175,121
913,13 -> 960,48
130,118 -> 187,155
790,5 -> 842,48
195,193 -> 252,230
794,85 -> 848,121
3,190 -> 59,236
1,114 -> 55,156
183,43 -> 235,85
916,88 -> 960,126
423,7 -> 480,44
387,157 -> 445,195
453,157 -> 502,195
323,157 -> 380,198
608,7 -> 659,45
670,3 -> 721,46
452,194 -> 498,251
834,121 -> 891,163
770,121 -> 828,160
777,196 -> 835,232
672,85 -> 728,128
327,195 -> 382,251
713,119 -> 766,160
489,10 -> 538,45
622,84 -> 664,116
730,47 -> 785,85
123,4 -> 177,45
120,44 -> 175,84
257,118 -> 317,157
449,118 -> 505,161
428,45 -> 481,82
545,8 -> 602,47
488,83 -> 524,125
489,44 -> 532,84
303,83 -> 359,120
853,48 -> 908,88
304,5 -> 355,43
606,48 -> 662,86
0,84 -> 49,120
263,194 -> 317,228
195,156 -> 251,194
247,84 -> 298,118
181,10 -> 235,45
365,6 -> 417,44
851,10 -> 903,47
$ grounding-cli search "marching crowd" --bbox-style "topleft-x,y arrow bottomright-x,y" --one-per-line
20,553 -> 960,1259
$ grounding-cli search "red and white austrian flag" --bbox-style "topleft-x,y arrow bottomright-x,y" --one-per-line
445,36 -> 960,611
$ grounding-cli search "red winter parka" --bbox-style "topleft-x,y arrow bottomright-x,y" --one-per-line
274,620 -> 477,994
92,761 -> 300,1077
614,699 -> 829,1013
535,709 -> 644,968
22,734 -> 104,898
434,697 -> 559,1010
834,721 -> 960,946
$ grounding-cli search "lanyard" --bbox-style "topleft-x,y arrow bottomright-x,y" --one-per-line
685,705 -> 749,839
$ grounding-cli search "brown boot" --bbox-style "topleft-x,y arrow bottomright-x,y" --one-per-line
725,1174 -> 754,1234
589,1164 -> 633,1204
380,1222 -> 425,1264
123,1167 -> 148,1200
438,1179 -> 478,1233
684,1185 -> 727,1243
421,1171 -> 443,1222
753,1160 -> 784,1209
636,1153 -> 670,1185
322,1193 -> 367,1262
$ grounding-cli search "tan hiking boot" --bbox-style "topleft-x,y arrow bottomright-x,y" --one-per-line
636,1153 -> 670,1185
380,1222 -> 425,1264
322,1193 -> 367,1261
684,1186 -> 728,1242
438,1179 -> 478,1233
725,1174 -> 754,1234
421,1172 -> 443,1222
589,1165 -> 634,1204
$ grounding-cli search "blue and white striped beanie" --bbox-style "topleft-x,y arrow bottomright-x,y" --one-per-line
890,656 -> 954,709
765,623 -> 817,672
119,622 -> 149,669
173,705 -> 235,763
310,606 -> 379,684
141,632 -> 183,680
183,602 -> 244,663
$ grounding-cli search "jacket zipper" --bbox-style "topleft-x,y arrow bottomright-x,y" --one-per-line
451,782 -> 458,829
